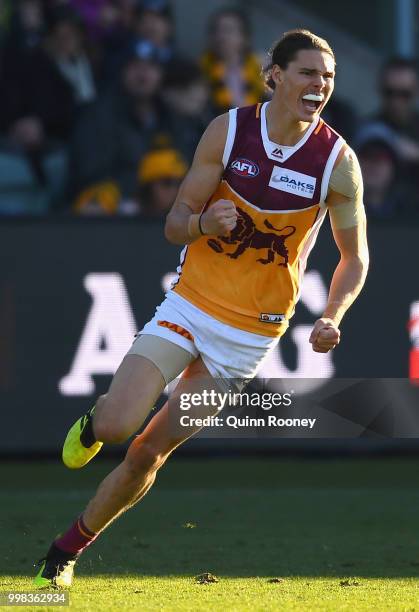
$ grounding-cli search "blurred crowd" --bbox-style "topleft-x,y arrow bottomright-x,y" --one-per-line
0,0 -> 417,223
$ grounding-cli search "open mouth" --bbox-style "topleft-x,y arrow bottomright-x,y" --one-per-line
301,93 -> 323,113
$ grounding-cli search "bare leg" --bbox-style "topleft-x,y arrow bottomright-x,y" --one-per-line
83,357 -> 217,533
92,354 -> 167,444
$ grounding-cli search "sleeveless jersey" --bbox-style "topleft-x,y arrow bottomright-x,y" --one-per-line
172,101 -> 345,337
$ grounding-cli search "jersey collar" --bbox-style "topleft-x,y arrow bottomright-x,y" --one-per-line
260,101 -> 319,163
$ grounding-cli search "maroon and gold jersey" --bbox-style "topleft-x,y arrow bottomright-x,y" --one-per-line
173,102 -> 345,337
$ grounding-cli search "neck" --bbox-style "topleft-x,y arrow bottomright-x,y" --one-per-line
266,96 -> 314,146
225,52 -> 242,67
217,48 -> 242,66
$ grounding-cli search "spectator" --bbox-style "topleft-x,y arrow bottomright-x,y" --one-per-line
73,179 -> 121,215
67,1 -> 132,86
200,8 -> 265,113
1,5 -> 96,143
162,58 -> 211,157
355,125 -> 416,221
68,0 -> 121,42
69,40 -> 191,203
131,0 -> 174,63
0,5 -> 96,213
137,148 -> 188,217
71,147 -> 188,217
42,6 -> 97,105
4,0 -> 45,53
118,0 -> 138,29
98,0 -> 175,87
0,1 -> 12,45
356,57 -> 419,166
321,96 -> 358,143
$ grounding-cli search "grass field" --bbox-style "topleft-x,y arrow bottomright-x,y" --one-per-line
1,456 -> 419,611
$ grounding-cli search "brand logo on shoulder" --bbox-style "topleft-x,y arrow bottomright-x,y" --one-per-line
230,158 -> 259,178
269,167 -> 316,199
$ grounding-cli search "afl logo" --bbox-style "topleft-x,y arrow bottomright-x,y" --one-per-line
230,158 -> 259,178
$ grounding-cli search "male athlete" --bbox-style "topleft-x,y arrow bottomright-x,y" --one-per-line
34,29 -> 368,587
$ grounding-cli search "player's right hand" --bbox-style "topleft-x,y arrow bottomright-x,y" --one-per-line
200,199 -> 238,236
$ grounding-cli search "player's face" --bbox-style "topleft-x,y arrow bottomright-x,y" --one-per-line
272,49 -> 335,122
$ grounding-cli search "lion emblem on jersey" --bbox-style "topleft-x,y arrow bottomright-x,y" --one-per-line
207,207 -> 296,267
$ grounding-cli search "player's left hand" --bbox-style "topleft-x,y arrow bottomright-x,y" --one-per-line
309,318 -> 340,353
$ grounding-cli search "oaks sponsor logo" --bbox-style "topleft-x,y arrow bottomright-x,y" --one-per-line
230,158 -> 259,178
269,167 -> 316,198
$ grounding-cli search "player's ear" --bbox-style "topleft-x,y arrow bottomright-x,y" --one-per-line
270,64 -> 283,87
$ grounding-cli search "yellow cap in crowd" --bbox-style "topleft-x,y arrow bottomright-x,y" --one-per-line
74,181 -> 121,214
138,149 -> 188,184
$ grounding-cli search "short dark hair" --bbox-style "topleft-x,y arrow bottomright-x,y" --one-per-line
45,5 -> 82,34
380,56 -> 418,82
164,59 -> 203,89
208,7 -> 251,39
264,29 -> 335,90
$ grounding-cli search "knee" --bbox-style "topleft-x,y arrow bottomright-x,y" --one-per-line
125,436 -> 166,476
93,396 -> 132,444
95,394 -> 107,410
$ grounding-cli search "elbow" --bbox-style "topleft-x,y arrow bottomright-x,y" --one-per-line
164,216 -> 184,245
358,245 -> 370,274
342,251 -> 369,277
363,251 -> 370,274
164,216 -> 176,244
164,220 -> 172,243
358,254 -> 369,284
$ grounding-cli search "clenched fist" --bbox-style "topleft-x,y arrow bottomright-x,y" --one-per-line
309,318 -> 340,353
200,199 -> 238,236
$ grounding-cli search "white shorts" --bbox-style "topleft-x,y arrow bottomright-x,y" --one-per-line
136,290 -> 279,388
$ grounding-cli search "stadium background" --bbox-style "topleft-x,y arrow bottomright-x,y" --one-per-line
0,221 -> 418,452
1,2 -> 419,609
0,0 -> 417,454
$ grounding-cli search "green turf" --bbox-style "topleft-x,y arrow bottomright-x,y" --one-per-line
1,457 -> 419,611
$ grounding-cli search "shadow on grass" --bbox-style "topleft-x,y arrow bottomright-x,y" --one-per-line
2,458 -> 419,580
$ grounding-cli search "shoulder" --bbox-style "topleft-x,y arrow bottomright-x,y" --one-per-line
200,113 -> 230,146
333,143 -> 361,173
206,112 -> 230,136
328,143 -> 363,201
192,112 -> 229,165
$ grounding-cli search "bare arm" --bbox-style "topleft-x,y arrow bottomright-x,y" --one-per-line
323,199 -> 369,325
310,146 -> 369,352
165,113 -> 237,245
